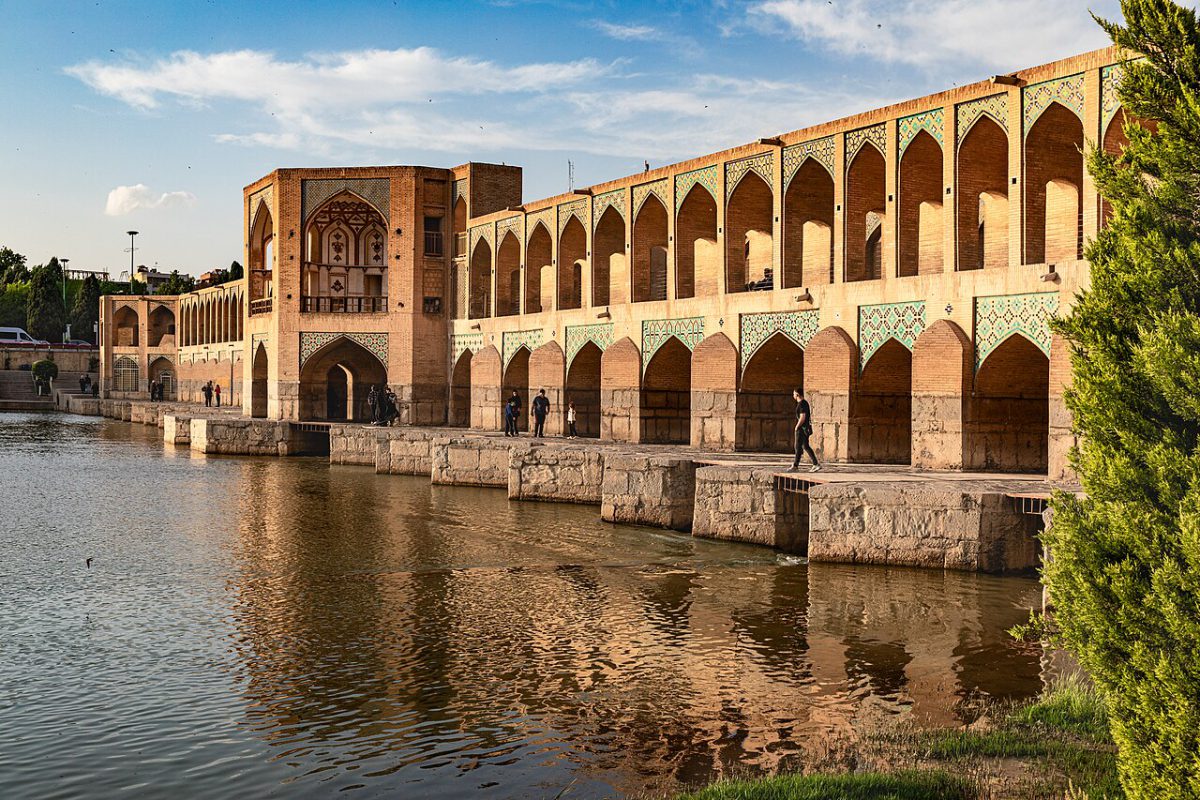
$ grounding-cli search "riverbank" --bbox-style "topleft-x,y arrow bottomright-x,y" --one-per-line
674,675 -> 1117,800
65,396 -> 1069,574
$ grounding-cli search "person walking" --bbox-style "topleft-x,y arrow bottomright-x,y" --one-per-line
214,383 -> 222,407
788,387 -> 821,473
202,381 -> 213,407
531,389 -> 550,438
566,401 -> 578,439
503,396 -> 518,437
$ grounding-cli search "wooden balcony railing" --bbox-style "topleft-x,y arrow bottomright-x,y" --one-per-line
300,296 -> 388,313
249,297 -> 273,315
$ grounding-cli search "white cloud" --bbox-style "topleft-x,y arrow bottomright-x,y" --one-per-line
592,21 -> 662,41
748,0 -> 1119,70
105,184 -> 196,216
67,45 -> 878,163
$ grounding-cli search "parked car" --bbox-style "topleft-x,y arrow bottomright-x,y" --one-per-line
64,339 -> 95,347
0,327 -> 50,346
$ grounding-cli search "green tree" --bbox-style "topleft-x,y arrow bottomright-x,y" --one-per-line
0,246 -> 29,286
0,282 -> 30,328
1044,2 -> 1200,798
228,260 -> 243,281
70,274 -> 101,343
157,270 -> 195,296
25,257 -> 66,342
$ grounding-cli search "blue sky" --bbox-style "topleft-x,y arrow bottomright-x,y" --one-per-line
0,0 -> 1128,276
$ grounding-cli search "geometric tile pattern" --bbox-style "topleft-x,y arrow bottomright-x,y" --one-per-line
558,199 -> 588,234
593,189 -> 626,227
302,178 -> 390,225
299,331 -> 389,369
865,211 -> 883,241
956,93 -> 1008,145
1023,73 -> 1085,135
725,152 -> 775,200
858,301 -> 927,369
974,292 -> 1059,370
452,178 -> 467,210
527,208 -> 554,243
1101,62 -> 1126,134
496,215 -> 521,240
451,332 -> 484,364
783,136 -> 836,183
565,322 -> 614,369
738,310 -> 820,371
642,317 -> 705,371
469,223 -> 493,256
898,108 -> 945,154
248,184 -> 273,232
846,124 -> 886,162
502,329 -> 544,369
675,166 -> 718,210
633,179 -> 669,215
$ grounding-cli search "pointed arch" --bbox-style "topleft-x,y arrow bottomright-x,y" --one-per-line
469,237 -> 493,319
1024,102 -> 1084,265
592,206 -> 625,306
676,184 -> 718,299
851,338 -> 912,464
783,158 -> 834,288
566,340 -> 602,438
251,342 -> 269,418
298,336 -> 387,421
503,345 -> 532,433
969,332 -> 1049,472
558,216 -> 586,310
846,143 -> 886,282
113,305 -> 139,347
449,349 -> 472,427
526,221 -> 553,314
736,332 -> 804,452
632,193 -> 668,303
898,129 -> 944,277
956,115 -> 1009,271
726,170 -> 774,293
495,231 -> 521,317
640,336 -> 691,444
250,201 -> 275,305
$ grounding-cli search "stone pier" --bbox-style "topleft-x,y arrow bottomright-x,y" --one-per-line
508,443 -> 606,504
190,418 -> 297,456
430,436 -> 511,487
601,453 -> 698,531
691,466 -> 809,553
163,414 -> 192,445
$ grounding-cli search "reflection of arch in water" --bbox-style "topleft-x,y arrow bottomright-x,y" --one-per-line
298,337 -> 387,422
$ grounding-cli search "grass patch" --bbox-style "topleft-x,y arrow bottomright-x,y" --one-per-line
675,770 -> 975,800
1009,673 -> 1109,741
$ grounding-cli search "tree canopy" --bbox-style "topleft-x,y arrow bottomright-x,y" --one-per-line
25,257 -> 66,342
1045,1 -> 1200,797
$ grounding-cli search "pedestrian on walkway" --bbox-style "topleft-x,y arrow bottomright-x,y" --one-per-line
788,387 -> 821,473
503,396 -> 518,437
567,401 -> 578,439
508,390 -> 522,435
202,381 -> 213,407
532,389 -> 549,438
214,383 -> 222,407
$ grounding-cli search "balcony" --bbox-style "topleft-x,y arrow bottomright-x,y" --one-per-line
250,297 -> 273,316
301,296 -> 388,313
453,232 -> 467,259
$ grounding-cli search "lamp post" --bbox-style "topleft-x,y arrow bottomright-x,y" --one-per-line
126,231 -> 139,291
60,258 -> 70,343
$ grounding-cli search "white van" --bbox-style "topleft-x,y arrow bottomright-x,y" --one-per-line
0,327 -> 49,346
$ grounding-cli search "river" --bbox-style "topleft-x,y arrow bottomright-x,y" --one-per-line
0,412 -> 1045,799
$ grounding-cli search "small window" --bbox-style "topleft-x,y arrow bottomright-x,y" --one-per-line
423,297 -> 442,315
423,217 -> 444,257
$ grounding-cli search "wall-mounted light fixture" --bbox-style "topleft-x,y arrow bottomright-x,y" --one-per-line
794,290 -> 812,303
1040,265 -> 1060,283
596,307 -> 611,319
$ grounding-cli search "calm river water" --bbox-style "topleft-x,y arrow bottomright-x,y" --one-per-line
0,412 -> 1046,799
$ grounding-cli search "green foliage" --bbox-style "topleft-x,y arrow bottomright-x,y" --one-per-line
674,771 -> 975,800
1044,1 -> 1200,797
157,270 -> 196,296
0,246 -> 29,285
70,274 -> 101,343
228,260 -> 243,281
0,281 -> 29,328
31,358 -> 58,382
25,257 -> 66,342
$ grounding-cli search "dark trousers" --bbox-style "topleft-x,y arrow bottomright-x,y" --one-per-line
533,414 -> 546,437
568,421 -> 578,437
215,394 -> 221,407
792,428 -> 819,468
505,416 -> 518,436
204,394 -> 211,406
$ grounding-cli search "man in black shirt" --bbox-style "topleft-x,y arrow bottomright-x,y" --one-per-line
788,387 -> 821,472
531,388 -> 550,437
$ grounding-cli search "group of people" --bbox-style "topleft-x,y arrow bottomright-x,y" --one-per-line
148,378 -> 167,401
502,388 -> 580,438
201,381 -> 221,407
500,385 -> 821,472
367,384 -> 399,426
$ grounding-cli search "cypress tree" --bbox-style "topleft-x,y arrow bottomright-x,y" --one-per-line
25,257 -> 66,342
1045,1 -> 1200,797
71,274 -> 101,343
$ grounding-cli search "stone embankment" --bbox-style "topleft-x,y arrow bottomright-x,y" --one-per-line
59,397 -> 1056,574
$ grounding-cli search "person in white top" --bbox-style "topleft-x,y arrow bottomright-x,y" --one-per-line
567,402 -> 578,438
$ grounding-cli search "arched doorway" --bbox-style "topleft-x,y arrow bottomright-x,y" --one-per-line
969,335 -> 1049,472
957,114 -> 1009,270
676,184 -> 717,298
737,333 -> 804,452
633,195 -> 668,302
640,337 -> 691,444
1024,102 -> 1084,265
148,357 -> 175,400
592,206 -> 624,306
526,222 -> 552,313
450,350 -> 472,427
726,171 -> 774,292
251,343 -> 269,418
898,130 -> 944,277
846,143 -> 886,282
783,159 -> 834,288
558,216 -> 586,310
503,347 -> 531,432
565,341 -> 602,438
298,337 -> 387,422
852,339 -> 912,464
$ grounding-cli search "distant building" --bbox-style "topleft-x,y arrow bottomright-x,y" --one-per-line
133,266 -> 171,292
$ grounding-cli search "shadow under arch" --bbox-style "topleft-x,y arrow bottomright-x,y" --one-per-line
298,336 -> 387,422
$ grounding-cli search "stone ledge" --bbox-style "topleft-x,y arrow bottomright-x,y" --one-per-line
692,465 -> 808,553
508,443 -> 606,504
601,453 -> 697,530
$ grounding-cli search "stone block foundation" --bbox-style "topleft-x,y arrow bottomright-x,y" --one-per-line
508,444 -> 606,504
601,453 -> 697,530
430,436 -> 511,487
691,466 -> 808,553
